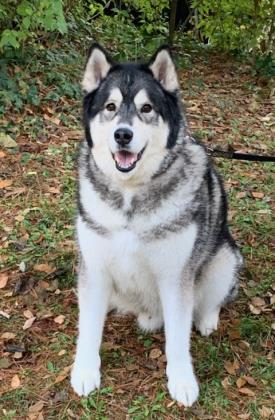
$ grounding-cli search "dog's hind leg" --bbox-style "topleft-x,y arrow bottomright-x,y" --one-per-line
194,243 -> 241,336
137,312 -> 163,332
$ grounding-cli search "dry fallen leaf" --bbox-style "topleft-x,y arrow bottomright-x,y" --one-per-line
54,365 -> 71,384
239,340 -> 250,350
5,187 -> 26,197
51,116 -> 60,125
224,360 -> 240,375
67,408 -> 77,419
28,401 -> 44,416
58,349 -> 66,356
38,280 -> 50,290
251,191 -> 264,199
236,377 -> 247,388
243,376 -> 257,386
229,328 -> 241,340
251,297 -> 266,307
23,309 -> 34,319
249,304 -> 261,315
221,376 -> 231,389
0,273 -> 8,289
236,191 -> 246,199
149,348 -> 162,359
238,387 -> 255,397
54,315 -> 65,325
23,316 -> 36,330
33,264 -> 55,274
2,332 -> 16,340
11,374 -> 21,389
259,406 -> 274,418
0,310 -> 10,319
13,352 -> 23,359
15,214 -> 24,222
0,179 -> 13,189
48,187 -> 60,194
238,414 -> 250,419
0,133 -> 17,148
44,114 -> 60,125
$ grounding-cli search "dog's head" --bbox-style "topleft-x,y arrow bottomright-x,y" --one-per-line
82,44 -> 184,182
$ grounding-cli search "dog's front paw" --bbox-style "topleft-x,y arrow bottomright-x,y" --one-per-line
167,368 -> 199,407
71,363 -> 101,397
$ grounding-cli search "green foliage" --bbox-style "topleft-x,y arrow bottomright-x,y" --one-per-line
0,63 -> 40,114
86,0 -> 169,61
0,0 -> 67,50
0,0 -> 169,59
124,0 -> 168,32
88,0 -> 169,35
191,0 -> 274,55
0,46 -> 82,116
252,53 -> 275,77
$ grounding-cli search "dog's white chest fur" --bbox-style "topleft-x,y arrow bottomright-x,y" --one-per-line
78,215 -> 161,314
108,230 -> 142,283
108,230 -> 159,312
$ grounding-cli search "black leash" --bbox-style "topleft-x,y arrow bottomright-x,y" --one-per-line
206,147 -> 275,162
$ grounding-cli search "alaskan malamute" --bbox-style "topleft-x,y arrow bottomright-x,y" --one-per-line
71,44 -> 242,406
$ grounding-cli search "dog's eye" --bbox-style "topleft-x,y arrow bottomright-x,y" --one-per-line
141,104 -> 152,113
106,103 -> 116,112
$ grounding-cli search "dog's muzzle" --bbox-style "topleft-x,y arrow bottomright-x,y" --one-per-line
112,147 -> 146,172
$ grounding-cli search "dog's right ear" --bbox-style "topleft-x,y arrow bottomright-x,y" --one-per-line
82,44 -> 112,93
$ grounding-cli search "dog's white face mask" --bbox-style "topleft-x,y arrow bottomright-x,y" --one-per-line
82,46 -> 180,184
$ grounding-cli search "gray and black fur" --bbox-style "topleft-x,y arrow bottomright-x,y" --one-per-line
71,43 -> 243,406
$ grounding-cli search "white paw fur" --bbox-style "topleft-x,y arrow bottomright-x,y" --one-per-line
167,366 -> 199,407
71,363 -> 100,397
196,311 -> 219,337
137,312 -> 163,332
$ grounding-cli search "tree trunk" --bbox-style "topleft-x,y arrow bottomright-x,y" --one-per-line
169,0 -> 178,46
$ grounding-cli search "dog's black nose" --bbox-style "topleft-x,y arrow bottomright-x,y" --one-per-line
114,128 -> 133,146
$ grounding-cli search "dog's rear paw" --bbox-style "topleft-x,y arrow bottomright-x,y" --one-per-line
167,369 -> 199,407
195,311 -> 219,337
71,364 -> 100,397
137,312 -> 163,332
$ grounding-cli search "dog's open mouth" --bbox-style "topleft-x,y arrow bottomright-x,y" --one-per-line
113,147 -> 145,172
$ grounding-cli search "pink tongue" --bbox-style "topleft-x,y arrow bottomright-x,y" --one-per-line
114,151 -> 137,168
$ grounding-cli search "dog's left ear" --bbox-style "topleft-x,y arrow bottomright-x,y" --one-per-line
82,44 -> 112,93
149,46 -> 179,92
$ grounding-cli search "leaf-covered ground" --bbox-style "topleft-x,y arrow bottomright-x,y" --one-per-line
0,41 -> 274,419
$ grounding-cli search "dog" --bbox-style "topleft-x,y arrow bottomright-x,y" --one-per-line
70,44 -> 242,406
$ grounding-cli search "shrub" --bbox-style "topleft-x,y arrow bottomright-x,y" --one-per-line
191,0 -> 274,55
0,0 -> 67,50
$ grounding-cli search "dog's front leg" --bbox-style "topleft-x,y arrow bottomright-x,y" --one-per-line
71,263 -> 111,396
159,277 -> 199,407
